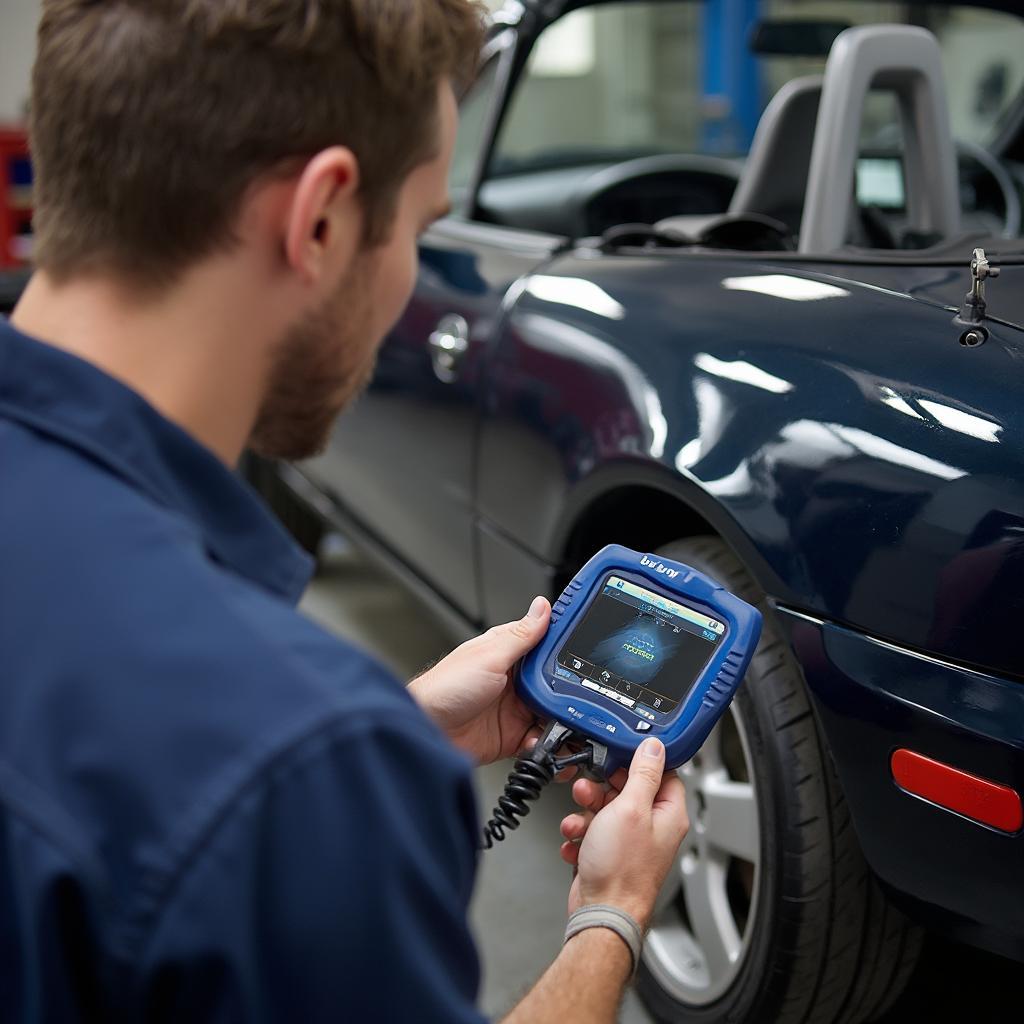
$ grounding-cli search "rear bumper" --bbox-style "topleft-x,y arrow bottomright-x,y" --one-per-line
776,606 -> 1024,961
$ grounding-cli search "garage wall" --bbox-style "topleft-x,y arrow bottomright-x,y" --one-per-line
0,0 -> 41,124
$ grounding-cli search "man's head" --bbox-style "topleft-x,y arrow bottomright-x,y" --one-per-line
28,0 -> 484,459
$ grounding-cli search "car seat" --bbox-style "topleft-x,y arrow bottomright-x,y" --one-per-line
658,26 -> 961,253
725,75 -> 824,238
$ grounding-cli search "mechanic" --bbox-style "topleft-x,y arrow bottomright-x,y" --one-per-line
0,2 -> 688,1021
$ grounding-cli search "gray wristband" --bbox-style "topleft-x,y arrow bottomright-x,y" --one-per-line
564,904 -> 644,978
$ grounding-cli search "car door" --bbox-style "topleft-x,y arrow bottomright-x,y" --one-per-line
300,32 -> 566,621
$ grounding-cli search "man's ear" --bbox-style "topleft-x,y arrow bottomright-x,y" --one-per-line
283,147 -> 361,285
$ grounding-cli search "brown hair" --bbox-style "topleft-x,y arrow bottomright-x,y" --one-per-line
29,0 -> 485,287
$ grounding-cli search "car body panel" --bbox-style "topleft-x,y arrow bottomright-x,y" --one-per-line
478,253 -> 1024,682
779,606 -> 1024,960
300,220 -> 565,619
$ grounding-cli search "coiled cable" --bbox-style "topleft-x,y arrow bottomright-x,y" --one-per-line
481,754 -> 554,849
481,722 -> 594,849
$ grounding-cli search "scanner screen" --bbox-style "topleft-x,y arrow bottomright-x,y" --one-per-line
555,575 -> 724,716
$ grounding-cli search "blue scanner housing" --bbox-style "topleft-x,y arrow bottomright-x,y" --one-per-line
517,545 -> 763,775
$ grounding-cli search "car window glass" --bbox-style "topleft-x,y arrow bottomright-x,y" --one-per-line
766,3 -> 1024,148
488,0 -> 1024,178
450,57 -> 501,213
493,4 -> 701,177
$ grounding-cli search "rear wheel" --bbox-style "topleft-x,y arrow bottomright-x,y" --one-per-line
635,537 -> 922,1024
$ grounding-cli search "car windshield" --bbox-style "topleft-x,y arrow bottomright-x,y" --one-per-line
491,0 -> 1024,177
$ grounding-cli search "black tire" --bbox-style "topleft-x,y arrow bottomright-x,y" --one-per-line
635,536 -> 922,1024
241,453 -> 327,560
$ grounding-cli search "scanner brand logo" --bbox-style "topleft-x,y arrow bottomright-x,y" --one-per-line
640,554 -> 679,579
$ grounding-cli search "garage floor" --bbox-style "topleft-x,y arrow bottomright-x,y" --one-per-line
300,543 -> 1020,1023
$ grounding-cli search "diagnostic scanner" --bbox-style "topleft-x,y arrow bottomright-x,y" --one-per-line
482,544 -> 762,848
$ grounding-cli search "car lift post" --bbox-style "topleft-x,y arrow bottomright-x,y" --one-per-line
701,0 -> 761,155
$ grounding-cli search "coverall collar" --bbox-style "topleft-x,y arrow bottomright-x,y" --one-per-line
0,316 -> 315,604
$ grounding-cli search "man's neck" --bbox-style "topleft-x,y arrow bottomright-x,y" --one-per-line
11,268 -> 277,466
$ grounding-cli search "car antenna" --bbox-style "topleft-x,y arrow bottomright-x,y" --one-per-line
953,246 -> 1000,347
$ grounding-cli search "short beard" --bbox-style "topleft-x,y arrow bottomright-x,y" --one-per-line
248,261 -> 377,462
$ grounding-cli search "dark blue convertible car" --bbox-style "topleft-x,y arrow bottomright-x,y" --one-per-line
251,2 -> 1024,1019
9,0 -> 1024,1020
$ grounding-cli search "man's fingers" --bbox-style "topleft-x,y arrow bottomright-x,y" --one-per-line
571,776 -> 622,812
571,777 -> 606,812
560,810 -> 593,841
654,771 -> 686,808
621,737 -> 667,805
560,840 -> 581,867
523,726 -> 542,751
571,769 -> 631,812
653,772 -> 689,834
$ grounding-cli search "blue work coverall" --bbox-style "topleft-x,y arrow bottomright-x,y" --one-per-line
0,318 -> 486,1023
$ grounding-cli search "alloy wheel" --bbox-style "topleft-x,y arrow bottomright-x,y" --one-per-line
642,702 -> 761,1006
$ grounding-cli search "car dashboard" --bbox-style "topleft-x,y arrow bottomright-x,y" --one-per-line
475,148 -> 1024,250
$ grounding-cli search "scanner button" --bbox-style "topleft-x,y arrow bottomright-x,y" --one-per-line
600,687 -> 617,698
635,721 -> 652,732
581,680 -> 601,692
637,691 -> 677,714
618,696 -> 636,708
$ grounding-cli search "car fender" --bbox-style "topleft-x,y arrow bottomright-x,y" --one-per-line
477,251 -> 1024,679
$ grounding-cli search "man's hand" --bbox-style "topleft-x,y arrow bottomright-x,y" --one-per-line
560,738 -> 688,928
502,739 -> 688,1024
407,596 -> 550,765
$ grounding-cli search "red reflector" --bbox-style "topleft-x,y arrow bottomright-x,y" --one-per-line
891,749 -> 1023,834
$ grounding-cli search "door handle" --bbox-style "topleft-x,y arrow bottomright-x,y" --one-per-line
428,314 -> 470,384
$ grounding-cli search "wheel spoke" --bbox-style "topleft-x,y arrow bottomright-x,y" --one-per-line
645,689 -> 762,1006
681,853 -> 741,983
702,773 -> 759,864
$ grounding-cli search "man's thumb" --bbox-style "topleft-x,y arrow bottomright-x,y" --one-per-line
488,596 -> 550,664
622,737 -> 666,804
